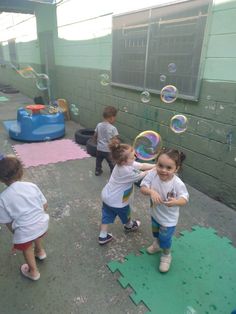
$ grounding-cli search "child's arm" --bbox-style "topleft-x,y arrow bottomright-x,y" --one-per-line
93,132 -> 98,143
163,197 -> 187,207
139,163 -> 156,171
43,203 -> 48,211
6,222 -> 14,233
140,186 -> 163,204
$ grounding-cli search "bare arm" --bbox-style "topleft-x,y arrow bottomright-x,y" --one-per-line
163,197 -> 188,207
43,203 -> 48,211
140,186 -> 163,204
139,163 -> 156,171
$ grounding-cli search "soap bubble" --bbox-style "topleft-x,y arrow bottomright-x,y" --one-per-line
133,130 -> 162,161
36,73 -> 49,91
160,85 -> 178,103
160,74 -> 166,82
44,136 -> 51,141
170,114 -> 188,134
168,63 -> 177,73
123,106 -> 128,113
70,104 -> 79,116
100,73 -> 110,86
141,91 -> 151,103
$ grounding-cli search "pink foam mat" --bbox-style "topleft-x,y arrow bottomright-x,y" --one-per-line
12,139 -> 91,168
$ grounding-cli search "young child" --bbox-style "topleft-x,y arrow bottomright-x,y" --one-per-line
94,106 -> 119,176
140,148 -> 189,273
0,154 -> 49,281
98,138 -> 155,245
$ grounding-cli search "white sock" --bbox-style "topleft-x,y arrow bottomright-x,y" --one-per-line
99,230 -> 107,238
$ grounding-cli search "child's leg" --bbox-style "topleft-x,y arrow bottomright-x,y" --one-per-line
98,203 -> 116,245
158,225 -> 176,273
34,237 -> 47,259
22,244 -> 40,277
95,151 -> 104,175
147,217 -> 162,254
104,152 -> 114,172
120,205 -> 141,232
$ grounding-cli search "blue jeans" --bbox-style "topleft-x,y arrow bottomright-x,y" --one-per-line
151,217 -> 176,249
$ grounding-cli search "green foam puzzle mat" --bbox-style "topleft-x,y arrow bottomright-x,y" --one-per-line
0,96 -> 9,101
107,226 -> 236,314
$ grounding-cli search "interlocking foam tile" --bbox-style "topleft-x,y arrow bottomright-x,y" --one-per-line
108,226 -> 236,314
12,139 -> 91,168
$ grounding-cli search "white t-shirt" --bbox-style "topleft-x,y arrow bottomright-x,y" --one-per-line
140,170 -> 189,227
95,121 -> 119,152
102,161 -> 145,208
0,181 -> 49,244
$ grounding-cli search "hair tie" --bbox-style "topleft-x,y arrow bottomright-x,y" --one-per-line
0,153 -> 5,161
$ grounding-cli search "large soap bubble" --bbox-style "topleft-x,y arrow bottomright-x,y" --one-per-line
133,130 -> 162,161
160,85 -> 178,103
170,114 -> 188,134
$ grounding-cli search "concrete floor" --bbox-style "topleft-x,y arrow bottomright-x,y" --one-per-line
0,91 -> 235,314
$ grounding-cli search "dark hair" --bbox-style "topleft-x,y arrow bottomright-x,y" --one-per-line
157,147 -> 186,169
108,138 -> 132,165
103,106 -> 117,119
0,154 -> 23,185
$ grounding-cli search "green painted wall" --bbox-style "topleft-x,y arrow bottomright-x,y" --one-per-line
0,0 -> 235,209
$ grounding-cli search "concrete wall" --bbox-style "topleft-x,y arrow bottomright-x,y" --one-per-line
0,0 -> 235,209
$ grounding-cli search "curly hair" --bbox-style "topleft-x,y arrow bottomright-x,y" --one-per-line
156,147 -> 186,169
0,154 -> 23,185
108,138 -> 132,165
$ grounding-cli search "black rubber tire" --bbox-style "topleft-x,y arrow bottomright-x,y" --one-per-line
2,88 -> 19,94
86,138 -> 97,157
74,128 -> 95,145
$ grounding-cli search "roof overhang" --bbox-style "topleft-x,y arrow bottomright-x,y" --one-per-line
0,0 -> 56,14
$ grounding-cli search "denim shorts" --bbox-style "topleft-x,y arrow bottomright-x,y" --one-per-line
151,217 -> 176,249
101,202 -> 130,224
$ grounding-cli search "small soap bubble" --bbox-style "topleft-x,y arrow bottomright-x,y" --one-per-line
141,91 -> 151,103
160,85 -> 178,104
100,73 -> 110,86
44,136 -> 51,141
206,95 -> 211,100
36,73 -> 49,91
123,106 -> 128,113
168,63 -> 177,73
170,114 -> 188,134
160,74 -> 166,82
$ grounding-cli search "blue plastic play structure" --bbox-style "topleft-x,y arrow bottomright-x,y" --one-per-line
9,106 -> 65,142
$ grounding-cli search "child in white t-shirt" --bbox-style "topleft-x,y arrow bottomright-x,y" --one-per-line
98,138 -> 155,245
0,154 -> 49,281
140,148 -> 189,273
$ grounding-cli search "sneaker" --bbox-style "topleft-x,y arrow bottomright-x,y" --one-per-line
146,240 -> 162,254
124,220 -> 141,232
95,170 -> 103,176
159,254 -> 172,273
98,233 -> 113,245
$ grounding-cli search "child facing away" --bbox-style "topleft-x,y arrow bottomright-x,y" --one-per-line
94,106 -> 119,176
0,154 -> 49,281
98,138 -> 155,245
140,148 -> 189,273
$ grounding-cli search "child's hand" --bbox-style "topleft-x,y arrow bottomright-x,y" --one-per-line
150,190 -> 163,205
163,197 -> 177,207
